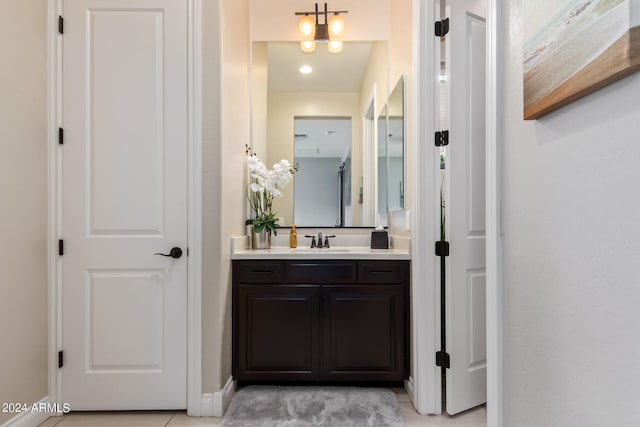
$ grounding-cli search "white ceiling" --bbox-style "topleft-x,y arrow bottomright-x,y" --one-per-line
267,41 -> 373,93
294,118 -> 352,159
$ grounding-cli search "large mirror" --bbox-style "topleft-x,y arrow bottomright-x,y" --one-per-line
251,41 -> 389,227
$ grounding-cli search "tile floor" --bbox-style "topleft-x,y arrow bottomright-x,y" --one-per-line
38,389 -> 487,427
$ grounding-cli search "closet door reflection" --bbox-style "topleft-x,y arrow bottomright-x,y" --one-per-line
294,117 -> 352,227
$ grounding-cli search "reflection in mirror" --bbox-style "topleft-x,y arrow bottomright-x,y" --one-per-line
362,100 -> 376,226
387,76 -> 405,211
377,105 -> 388,217
294,117 -> 352,227
251,41 -> 389,227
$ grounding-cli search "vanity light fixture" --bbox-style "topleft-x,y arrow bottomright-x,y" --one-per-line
295,3 -> 348,54
299,14 -> 316,38
328,13 -> 344,38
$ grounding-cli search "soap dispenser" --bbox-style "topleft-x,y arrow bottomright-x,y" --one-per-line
289,224 -> 298,248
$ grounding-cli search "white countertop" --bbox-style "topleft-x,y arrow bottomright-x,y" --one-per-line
231,246 -> 410,260
230,235 -> 411,260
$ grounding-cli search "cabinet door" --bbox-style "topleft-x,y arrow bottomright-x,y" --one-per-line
322,285 -> 406,381
235,284 -> 320,381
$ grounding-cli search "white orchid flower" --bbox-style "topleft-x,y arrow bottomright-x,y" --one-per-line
245,150 -> 298,234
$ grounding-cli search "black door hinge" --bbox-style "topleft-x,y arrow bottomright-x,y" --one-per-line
58,351 -> 64,368
435,240 -> 450,257
58,127 -> 64,145
58,239 -> 64,256
58,16 -> 64,34
435,18 -> 449,37
435,130 -> 449,147
436,350 -> 450,368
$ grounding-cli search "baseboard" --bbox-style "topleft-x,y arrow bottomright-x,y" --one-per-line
199,393 -> 214,417
212,376 -> 236,417
404,377 -> 415,405
1,397 -> 60,427
199,377 -> 236,418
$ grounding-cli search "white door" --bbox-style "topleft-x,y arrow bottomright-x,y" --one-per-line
445,0 -> 487,415
61,0 -> 188,410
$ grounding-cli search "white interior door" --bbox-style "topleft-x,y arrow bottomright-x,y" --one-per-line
445,0 -> 487,415
61,0 -> 188,410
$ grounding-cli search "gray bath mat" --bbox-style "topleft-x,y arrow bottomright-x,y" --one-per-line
221,386 -> 405,427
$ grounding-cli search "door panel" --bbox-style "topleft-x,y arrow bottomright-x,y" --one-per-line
62,0 -> 188,410
88,9 -> 166,235
88,270 -> 165,371
446,0 -> 487,415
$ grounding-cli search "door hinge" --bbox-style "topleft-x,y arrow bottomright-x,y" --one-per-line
58,239 -> 64,256
58,127 -> 64,145
435,130 -> 449,147
435,240 -> 449,257
436,350 -> 450,369
58,351 -> 64,368
58,16 -> 64,34
435,18 -> 449,37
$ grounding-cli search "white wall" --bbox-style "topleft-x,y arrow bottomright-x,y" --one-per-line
0,1 -> 48,423
502,1 -> 640,425
201,0 -> 250,393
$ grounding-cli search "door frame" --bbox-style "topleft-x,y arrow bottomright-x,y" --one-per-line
46,0 -> 205,416
410,0 -> 502,425
485,1 -> 503,426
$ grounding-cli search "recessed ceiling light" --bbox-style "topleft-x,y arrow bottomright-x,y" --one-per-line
299,65 -> 313,74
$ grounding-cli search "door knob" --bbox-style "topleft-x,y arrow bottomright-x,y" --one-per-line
154,247 -> 183,259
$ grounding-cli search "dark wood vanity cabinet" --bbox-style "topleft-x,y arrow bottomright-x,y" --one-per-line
232,260 -> 409,384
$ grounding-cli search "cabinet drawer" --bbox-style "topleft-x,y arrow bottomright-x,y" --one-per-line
358,261 -> 406,284
234,261 -> 284,283
287,261 -> 356,284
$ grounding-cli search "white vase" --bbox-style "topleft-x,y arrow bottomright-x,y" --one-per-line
251,228 -> 271,249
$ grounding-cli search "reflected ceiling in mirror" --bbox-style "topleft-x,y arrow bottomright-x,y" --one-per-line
267,42 -> 373,93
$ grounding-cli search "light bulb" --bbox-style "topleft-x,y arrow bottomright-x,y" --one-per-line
299,65 -> 313,74
328,14 -> 344,38
300,40 -> 316,53
328,40 -> 343,54
298,15 -> 315,39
